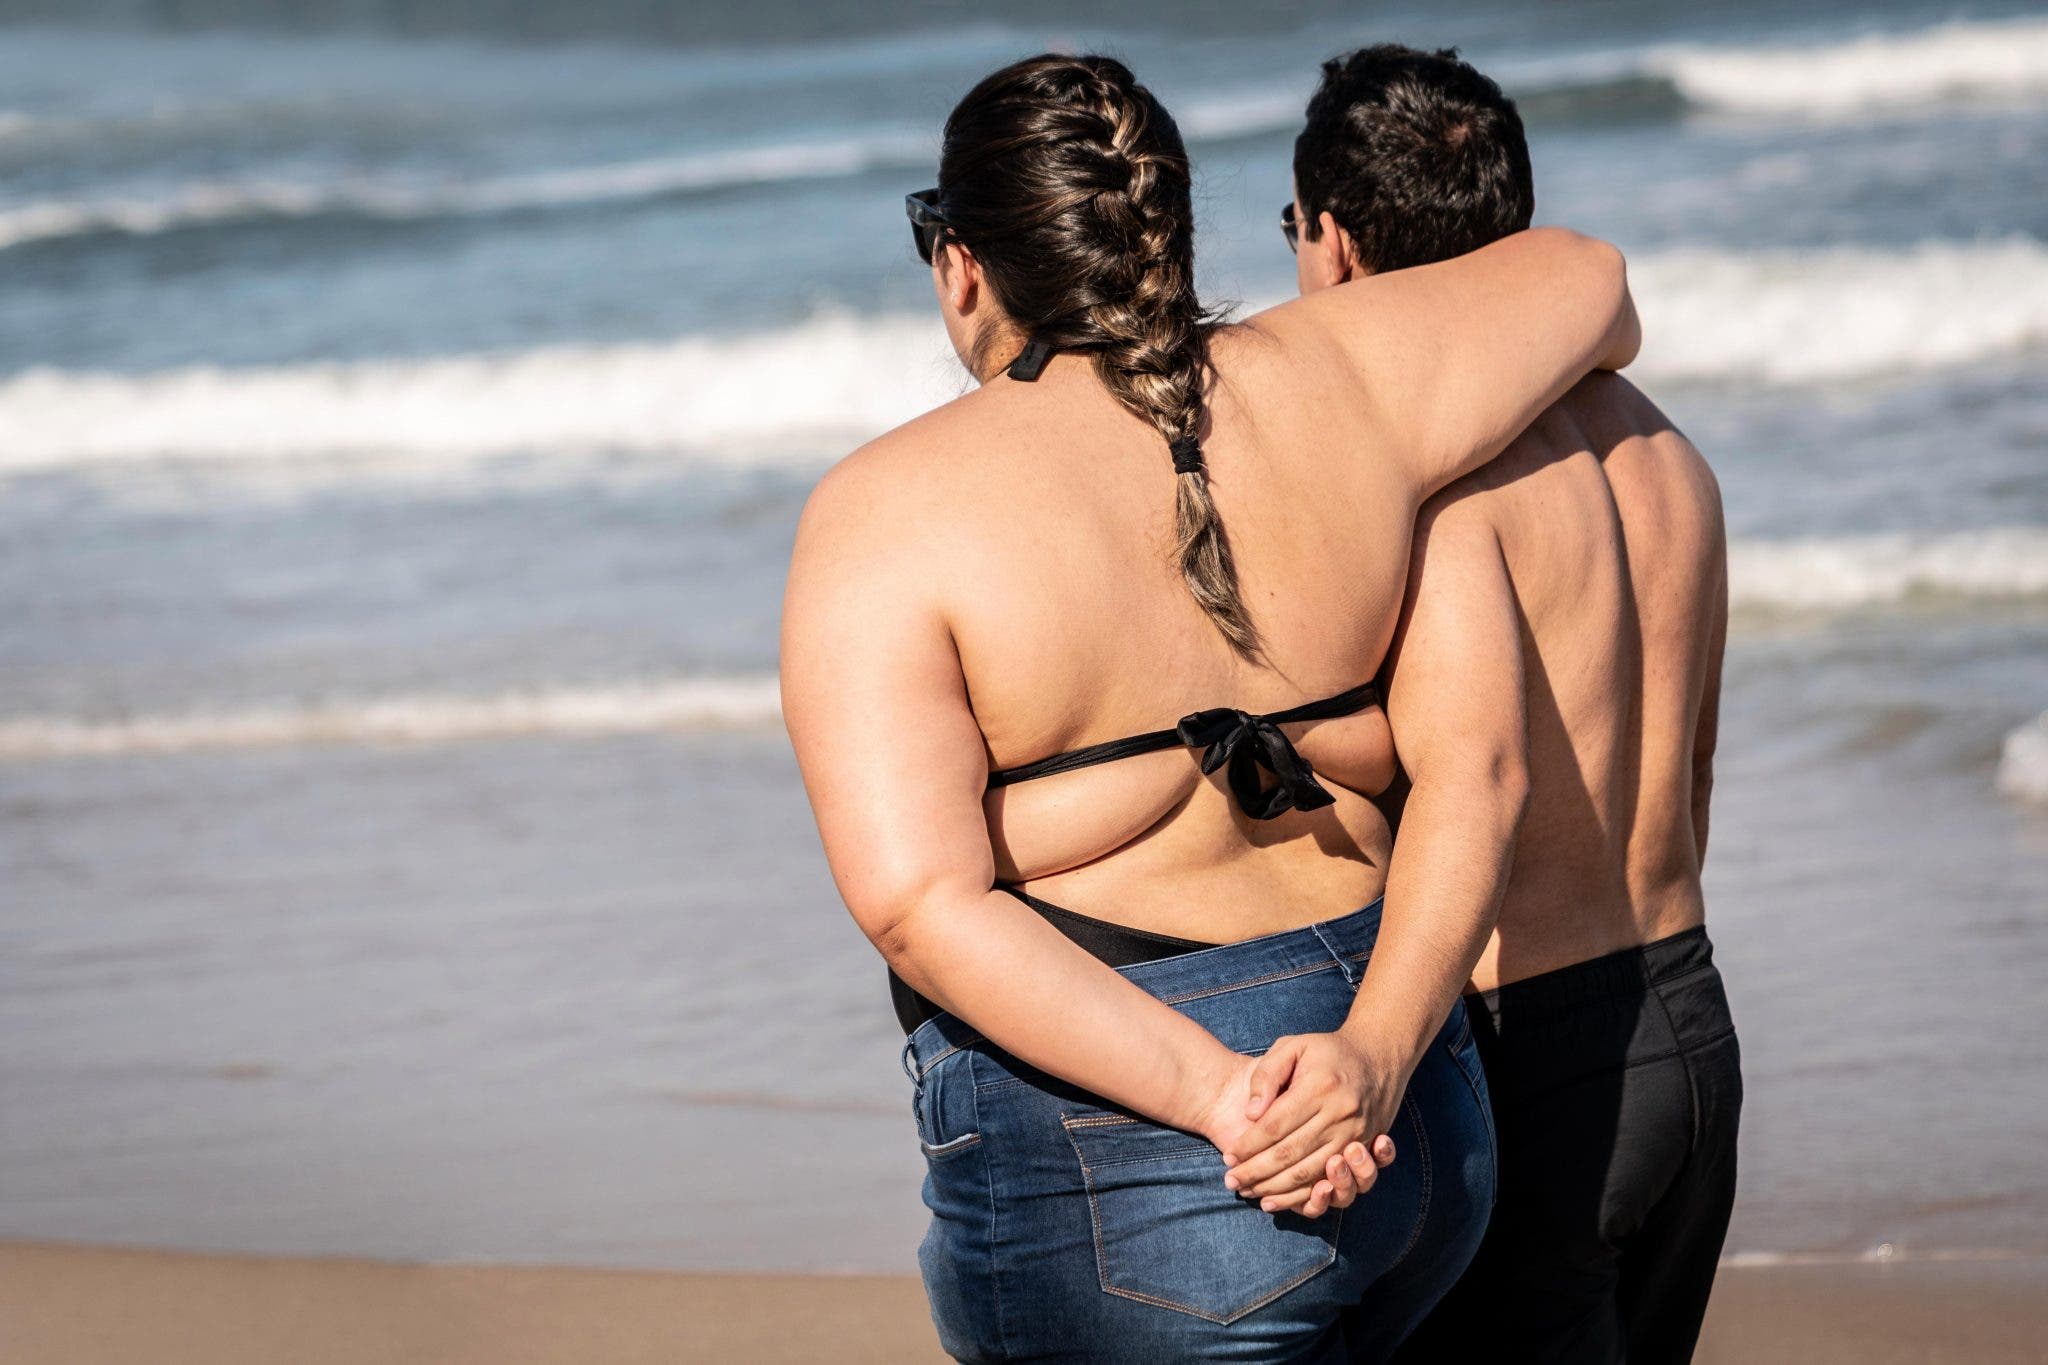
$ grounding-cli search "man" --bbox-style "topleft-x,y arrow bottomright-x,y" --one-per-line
1219,45 -> 1739,1362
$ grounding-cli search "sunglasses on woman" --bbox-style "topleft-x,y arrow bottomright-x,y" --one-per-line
1280,201 -> 1300,255
906,188 -> 954,265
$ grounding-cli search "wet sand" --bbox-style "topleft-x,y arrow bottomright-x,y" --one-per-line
4,1241 -> 2043,1364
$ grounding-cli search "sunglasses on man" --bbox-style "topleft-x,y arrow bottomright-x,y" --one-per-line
906,188 -> 954,265
1280,201 -> 1300,254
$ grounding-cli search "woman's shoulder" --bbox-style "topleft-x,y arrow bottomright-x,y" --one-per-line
793,389 -> 1002,571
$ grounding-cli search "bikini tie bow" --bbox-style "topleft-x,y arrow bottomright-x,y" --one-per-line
1174,707 -> 1336,821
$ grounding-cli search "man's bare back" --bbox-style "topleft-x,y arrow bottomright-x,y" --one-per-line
1265,48 -> 1741,1357
1402,371 -> 1727,993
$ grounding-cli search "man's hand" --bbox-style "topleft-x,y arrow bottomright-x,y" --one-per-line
1220,1031 -> 1408,1211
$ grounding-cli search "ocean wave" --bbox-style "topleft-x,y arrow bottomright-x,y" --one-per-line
1997,711 -> 2048,804
2,238 -> 2039,480
7,17 -> 2042,254
1628,238 -> 2048,386
0,312 -> 957,474
1649,16 -> 2048,116
0,128 -> 935,252
1729,528 -> 2048,611
0,677 -> 785,761
1147,16 -> 2048,142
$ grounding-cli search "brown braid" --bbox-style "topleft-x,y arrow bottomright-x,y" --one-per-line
938,54 -> 1261,658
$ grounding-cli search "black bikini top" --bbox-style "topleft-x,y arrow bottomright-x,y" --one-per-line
986,681 -> 1381,821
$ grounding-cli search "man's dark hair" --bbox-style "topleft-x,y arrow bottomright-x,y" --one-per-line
1293,44 -> 1534,273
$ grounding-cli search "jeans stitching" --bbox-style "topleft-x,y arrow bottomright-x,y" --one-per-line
1445,1018 -> 1496,1160
1062,1113 -> 1340,1325
916,1040 -> 971,1074
1387,1090 -> 1432,1272
1070,1148 -> 1217,1171
1154,954 -> 1371,1007
1052,1114 -> 1212,1166
969,1053 -> 1009,1360
973,1042 -> 1277,1099
919,1131 -> 984,1159
908,952 -> 1376,1080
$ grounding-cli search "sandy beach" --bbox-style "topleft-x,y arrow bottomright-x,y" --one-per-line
5,1241 -> 2044,1365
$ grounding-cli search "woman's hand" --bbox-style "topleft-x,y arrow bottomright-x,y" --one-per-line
1302,1140 -> 1393,1217
1219,1031 -> 1409,1209
1186,1052 -> 1263,1156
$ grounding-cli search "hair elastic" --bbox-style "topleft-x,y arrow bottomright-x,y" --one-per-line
1006,338 -> 1056,381
1169,435 -> 1204,473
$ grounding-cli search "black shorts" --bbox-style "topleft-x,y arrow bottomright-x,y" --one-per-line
1394,927 -> 1742,1364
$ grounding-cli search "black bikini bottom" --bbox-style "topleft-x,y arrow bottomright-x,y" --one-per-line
888,886 -> 1216,1034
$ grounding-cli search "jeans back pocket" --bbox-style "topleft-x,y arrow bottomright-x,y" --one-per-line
1062,1112 -> 1340,1325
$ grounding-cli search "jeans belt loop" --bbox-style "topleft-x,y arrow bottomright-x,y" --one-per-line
1311,922 -> 1360,987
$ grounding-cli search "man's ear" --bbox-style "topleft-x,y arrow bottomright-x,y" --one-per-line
1318,211 -> 1370,282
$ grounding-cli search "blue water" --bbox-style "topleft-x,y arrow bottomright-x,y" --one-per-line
1,1 -> 2045,1272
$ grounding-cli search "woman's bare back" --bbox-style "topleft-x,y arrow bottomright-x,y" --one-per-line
889,322 -> 1429,943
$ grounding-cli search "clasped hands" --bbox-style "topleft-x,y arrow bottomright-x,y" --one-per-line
1191,1031 -> 1409,1220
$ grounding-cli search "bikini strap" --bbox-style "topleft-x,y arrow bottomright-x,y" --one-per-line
987,680 -> 1380,821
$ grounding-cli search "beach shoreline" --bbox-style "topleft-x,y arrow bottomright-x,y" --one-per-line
5,1240 -> 2044,1365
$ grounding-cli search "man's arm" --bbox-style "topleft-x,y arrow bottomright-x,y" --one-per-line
1217,502 -> 1530,1211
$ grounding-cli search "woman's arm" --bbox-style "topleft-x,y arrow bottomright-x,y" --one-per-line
1218,502 -> 1530,1212
781,445 -> 1253,1145
1274,226 -> 1638,498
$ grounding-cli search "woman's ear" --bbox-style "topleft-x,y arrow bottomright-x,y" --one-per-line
937,242 -> 980,316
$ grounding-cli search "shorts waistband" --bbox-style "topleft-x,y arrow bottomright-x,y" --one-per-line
903,898 -> 1384,1080
1472,925 -> 1715,1027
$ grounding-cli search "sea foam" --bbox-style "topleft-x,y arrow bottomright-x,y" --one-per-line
4,239 -> 2043,483
1729,528 -> 2048,610
0,312 -> 956,475
1629,239 -> 2048,385
11,527 -> 2048,762
1652,16 -> 2048,116
0,676 -> 785,761
3,18 -> 2042,254
0,128 -> 935,252
1996,711 -> 2048,804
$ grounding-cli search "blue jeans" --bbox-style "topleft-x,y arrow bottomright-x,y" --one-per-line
902,901 -> 1497,1364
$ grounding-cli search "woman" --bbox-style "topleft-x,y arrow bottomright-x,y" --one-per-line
783,54 -> 1638,1363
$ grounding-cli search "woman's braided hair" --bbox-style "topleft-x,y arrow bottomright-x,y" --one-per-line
939,54 -> 1261,658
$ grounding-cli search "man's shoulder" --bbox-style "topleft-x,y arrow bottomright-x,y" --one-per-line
1414,369 -> 1720,552
1557,372 -> 1682,451
1415,396 -> 1586,528
1558,376 -> 1725,571
1565,375 -> 1720,514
